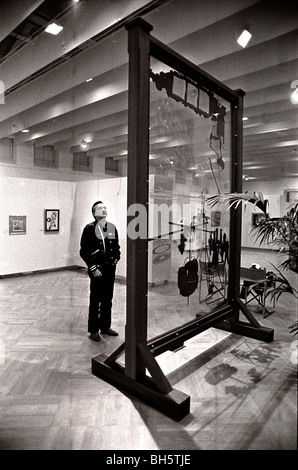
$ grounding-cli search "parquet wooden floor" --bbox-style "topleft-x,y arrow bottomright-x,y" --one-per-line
0,252 -> 297,450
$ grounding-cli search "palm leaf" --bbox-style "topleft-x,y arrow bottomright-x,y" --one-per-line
251,217 -> 289,248
265,263 -> 298,302
289,321 -> 298,336
206,191 -> 268,213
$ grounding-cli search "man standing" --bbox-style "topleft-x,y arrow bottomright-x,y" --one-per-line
80,201 -> 121,342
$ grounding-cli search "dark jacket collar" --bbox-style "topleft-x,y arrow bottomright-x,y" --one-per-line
93,220 -> 108,231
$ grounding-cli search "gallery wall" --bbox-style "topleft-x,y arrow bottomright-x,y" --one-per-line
0,175 -> 76,275
0,173 -> 128,278
0,140 -> 124,277
1,167 -> 297,277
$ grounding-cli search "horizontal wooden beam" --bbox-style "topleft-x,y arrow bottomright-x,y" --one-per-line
92,354 -> 190,421
216,319 -> 274,343
150,35 -> 242,103
147,304 -> 234,356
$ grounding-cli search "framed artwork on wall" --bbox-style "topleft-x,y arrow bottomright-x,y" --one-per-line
9,215 -> 27,235
252,213 -> 268,226
211,211 -> 221,227
45,209 -> 59,232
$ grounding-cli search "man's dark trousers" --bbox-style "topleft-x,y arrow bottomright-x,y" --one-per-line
88,264 -> 116,334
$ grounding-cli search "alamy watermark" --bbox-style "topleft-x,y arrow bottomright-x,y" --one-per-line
96,202 -> 206,240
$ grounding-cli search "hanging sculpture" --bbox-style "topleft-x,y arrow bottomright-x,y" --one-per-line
178,258 -> 199,299
150,68 -> 227,194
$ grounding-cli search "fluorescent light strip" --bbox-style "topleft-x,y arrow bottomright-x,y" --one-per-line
257,128 -> 288,134
275,140 -> 298,148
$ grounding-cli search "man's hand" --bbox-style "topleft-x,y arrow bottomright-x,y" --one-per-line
92,268 -> 102,277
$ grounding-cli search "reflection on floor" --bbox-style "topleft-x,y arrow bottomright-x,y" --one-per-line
0,249 -> 297,450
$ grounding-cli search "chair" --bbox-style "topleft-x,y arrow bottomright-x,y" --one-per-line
240,267 -> 276,318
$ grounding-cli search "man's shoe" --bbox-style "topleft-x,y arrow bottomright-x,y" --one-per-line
89,332 -> 101,342
101,328 -> 118,336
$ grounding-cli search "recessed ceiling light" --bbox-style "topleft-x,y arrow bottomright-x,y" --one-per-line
80,140 -> 88,150
45,23 -> 63,35
290,86 -> 298,104
237,29 -> 252,48
242,116 -> 248,121
21,129 -> 29,133
86,78 -> 93,82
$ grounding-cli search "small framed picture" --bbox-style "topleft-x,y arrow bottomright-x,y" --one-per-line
252,213 -> 268,226
45,209 -> 59,232
9,215 -> 26,235
211,211 -> 221,227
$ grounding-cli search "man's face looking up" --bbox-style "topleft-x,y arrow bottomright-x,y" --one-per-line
94,204 -> 107,220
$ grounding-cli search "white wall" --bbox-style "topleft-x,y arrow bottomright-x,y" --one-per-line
0,175 -> 76,275
0,174 -> 128,277
0,138 -> 122,276
243,179 -> 298,195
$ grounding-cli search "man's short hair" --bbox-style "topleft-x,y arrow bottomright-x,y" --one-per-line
92,201 -> 103,214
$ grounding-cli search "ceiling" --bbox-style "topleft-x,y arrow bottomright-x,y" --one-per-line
0,0 -> 297,183
0,0 -> 70,63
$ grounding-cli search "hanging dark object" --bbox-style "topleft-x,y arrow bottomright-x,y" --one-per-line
208,157 -> 221,194
209,107 -> 226,172
248,194 -> 268,213
178,258 -> 199,298
178,233 -> 188,254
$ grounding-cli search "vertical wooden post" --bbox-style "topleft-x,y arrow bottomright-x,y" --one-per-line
125,19 -> 153,380
228,90 -> 245,306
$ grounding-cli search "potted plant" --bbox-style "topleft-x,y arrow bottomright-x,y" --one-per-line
206,191 -> 298,335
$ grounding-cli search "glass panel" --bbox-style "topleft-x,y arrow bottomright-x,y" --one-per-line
148,58 -> 232,340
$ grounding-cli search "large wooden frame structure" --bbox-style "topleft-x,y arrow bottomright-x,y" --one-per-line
92,18 -> 274,421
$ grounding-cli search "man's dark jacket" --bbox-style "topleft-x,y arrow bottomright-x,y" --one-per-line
80,220 -> 121,275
